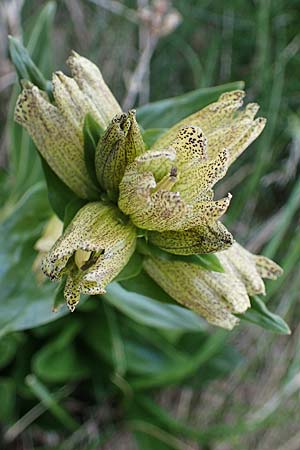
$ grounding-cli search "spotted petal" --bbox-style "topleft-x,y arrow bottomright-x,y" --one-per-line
15,52 -> 122,198
42,202 -> 137,311
143,257 -> 247,330
15,85 -> 98,199
67,51 -> 122,129
143,242 -> 282,330
95,110 -> 145,195
148,221 -> 233,255
218,242 -> 283,296
153,90 -> 266,165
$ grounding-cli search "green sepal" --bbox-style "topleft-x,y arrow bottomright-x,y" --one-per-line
239,296 -> 291,335
137,240 -> 224,272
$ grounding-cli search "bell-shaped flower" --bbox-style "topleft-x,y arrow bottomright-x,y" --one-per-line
95,110 -> 145,197
14,52 -> 122,199
42,203 -> 137,311
118,90 -> 265,254
143,242 -> 282,330
118,125 -> 233,252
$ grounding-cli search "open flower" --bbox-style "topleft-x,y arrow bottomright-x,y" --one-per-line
118,91 -> 265,255
144,243 -> 283,329
42,203 -> 137,311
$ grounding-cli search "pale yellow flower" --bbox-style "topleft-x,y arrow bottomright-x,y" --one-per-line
15,53 -> 121,199
42,203 -> 137,311
144,242 -> 282,330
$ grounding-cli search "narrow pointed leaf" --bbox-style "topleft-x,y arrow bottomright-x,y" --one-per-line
8,36 -> 52,96
240,296 -> 291,334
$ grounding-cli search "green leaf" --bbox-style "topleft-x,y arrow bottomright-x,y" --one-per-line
130,330 -> 227,389
240,296 -> 291,335
7,2 -> 56,200
32,321 -> 89,383
0,183 -> 68,337
0,378 -> 16,424
137,81 -> 245,129
63,198 -> 87,230
114,252 -> 143,282
83,113 -> 104,187
23,2 -> 56,80
104,282 -> 206,332
137,240 -> 224,272
41,158 -> 81,221
8,35 -> 52,96
142,128 -> 168,148
0,334 -> 20,369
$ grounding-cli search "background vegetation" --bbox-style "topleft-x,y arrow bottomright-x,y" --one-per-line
0,1 -> 300,449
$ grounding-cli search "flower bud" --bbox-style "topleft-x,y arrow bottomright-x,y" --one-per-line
15,52 -> 122,199
15,85 -> 98,199
217,242 -> 283,296
95,110 -> 145,196
42,202 -> 137,311
67,51 -> 122,129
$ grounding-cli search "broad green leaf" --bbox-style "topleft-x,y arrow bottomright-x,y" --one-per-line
130,330 -> 227,389
240,296 -> 291,335
41,158 -> 81,221
83,113 -> 104,187
104,282 -> 206,332
32,321 -> 89,383
124,340 -> 175,376
114,252 -> 143,282
0,183 -> 68,337
136,81 -> 245,129
142,128 -> 168,148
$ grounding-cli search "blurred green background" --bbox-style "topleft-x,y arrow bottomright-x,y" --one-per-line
0,0 -> 300,449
